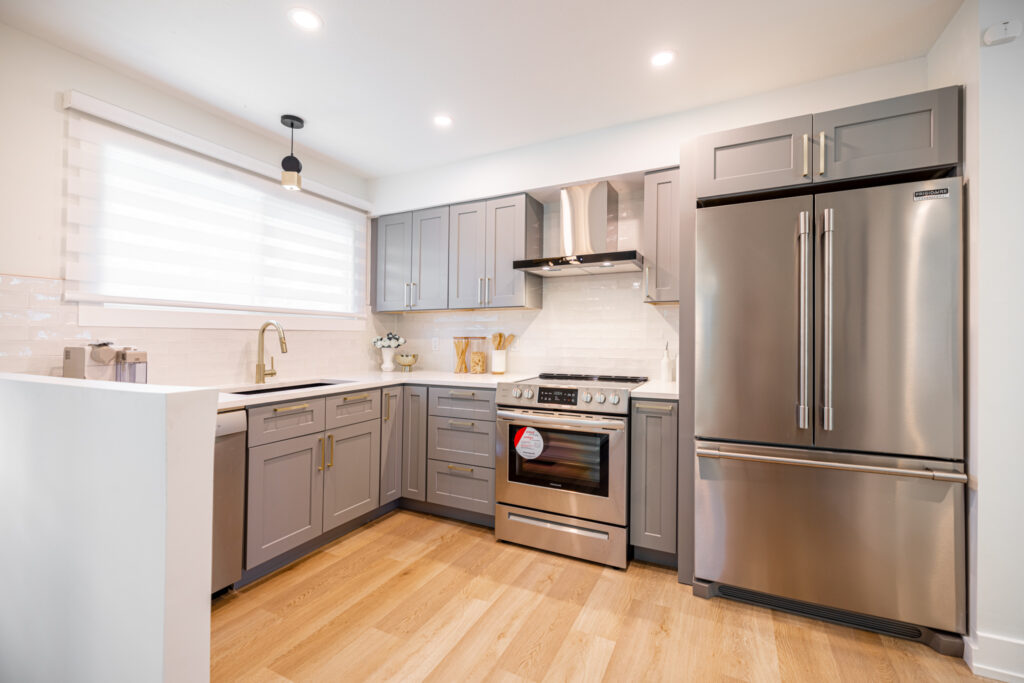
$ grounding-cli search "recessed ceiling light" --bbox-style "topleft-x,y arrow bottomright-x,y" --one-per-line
650,50 -> 676,68
433,114 -> 453,128
288,8 -> 323,31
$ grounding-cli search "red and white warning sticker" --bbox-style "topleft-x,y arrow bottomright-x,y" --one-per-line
514,426 -> 544,460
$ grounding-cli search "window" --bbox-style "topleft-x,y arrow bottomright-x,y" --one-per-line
64,112 -> 367,321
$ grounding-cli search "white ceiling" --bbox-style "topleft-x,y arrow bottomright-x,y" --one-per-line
0,0 -> 961,179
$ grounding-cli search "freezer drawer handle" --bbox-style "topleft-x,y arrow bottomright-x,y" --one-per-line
695,448 -> 967,483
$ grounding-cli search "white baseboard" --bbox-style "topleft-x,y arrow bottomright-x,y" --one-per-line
965,631 -> 1024,683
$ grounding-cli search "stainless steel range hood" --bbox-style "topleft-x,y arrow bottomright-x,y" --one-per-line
513,181 -> 643,276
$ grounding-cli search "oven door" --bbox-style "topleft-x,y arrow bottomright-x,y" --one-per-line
496,408 -> 627,526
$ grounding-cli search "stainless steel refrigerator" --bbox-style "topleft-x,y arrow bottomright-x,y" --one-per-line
693,177 -> 966,639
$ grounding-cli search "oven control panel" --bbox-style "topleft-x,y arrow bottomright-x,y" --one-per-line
496,382 -> 632,415
537,386 -> 577,405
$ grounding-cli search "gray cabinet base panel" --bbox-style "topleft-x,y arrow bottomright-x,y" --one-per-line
236,501 -> 399,588
399,497 -> 495,529
692,579 -> 964,657
632,546 -> 677,570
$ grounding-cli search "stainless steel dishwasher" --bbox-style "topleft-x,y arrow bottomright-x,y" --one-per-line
212,410 -> 247,593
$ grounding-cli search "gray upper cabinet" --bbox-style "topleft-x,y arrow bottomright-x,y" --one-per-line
410,206 -> 450,310
486,195 -> 542,309
630,400 -> 678,554
246,432 -> 325,568
813,86 -> 959,182
643,168 -> 680,303
696,115 -> 813,198
380,386 -> 403,505
402,385 -> 428,501
696,87 -> 961,198
323,420 -> 381,532
373,207 -> 449,312
374,212 -> 413,312
446,194 -> 542,310
448,201 -> 487,308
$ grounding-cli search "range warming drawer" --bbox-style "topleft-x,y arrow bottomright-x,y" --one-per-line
694,441 -> 966,633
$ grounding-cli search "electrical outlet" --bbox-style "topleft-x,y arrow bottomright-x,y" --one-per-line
431,337 -> 439,351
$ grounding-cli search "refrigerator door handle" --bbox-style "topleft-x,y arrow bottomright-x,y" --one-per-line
797,211 -> 811,430
822,207 -> 835,431
695,448 -> 967,483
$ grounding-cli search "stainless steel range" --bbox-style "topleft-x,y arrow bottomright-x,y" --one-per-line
494,373 -> 646,569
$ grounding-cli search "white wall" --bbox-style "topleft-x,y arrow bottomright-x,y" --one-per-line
371,58 -> 928,214
0,21 -> 392,385
0,374 -> 217,682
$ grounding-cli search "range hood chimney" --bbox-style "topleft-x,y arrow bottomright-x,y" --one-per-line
513,181 -> 643,276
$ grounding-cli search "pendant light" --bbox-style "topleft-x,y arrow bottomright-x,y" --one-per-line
280,114 -> 304,191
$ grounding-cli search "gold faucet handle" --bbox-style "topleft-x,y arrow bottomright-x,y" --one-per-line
265,356 -> 277,378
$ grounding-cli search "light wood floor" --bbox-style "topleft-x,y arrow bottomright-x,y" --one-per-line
211,510 -> 984,682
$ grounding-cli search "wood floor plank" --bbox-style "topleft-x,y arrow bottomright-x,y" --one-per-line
210,510 -> 988,683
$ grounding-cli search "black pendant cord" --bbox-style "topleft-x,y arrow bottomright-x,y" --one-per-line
290,125 -> 295,156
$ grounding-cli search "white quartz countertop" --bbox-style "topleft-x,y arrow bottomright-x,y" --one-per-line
217,371 -> 534,411
631,380 -> 679,401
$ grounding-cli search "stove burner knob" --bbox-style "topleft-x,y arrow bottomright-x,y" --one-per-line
582,392 -> 593,403
609,395 -> 621,406
511,387 -> 522,398
596,393 -> 607,404
524,389 -> 535,399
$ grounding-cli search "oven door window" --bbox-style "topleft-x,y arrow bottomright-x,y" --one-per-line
508,424 -> 609,496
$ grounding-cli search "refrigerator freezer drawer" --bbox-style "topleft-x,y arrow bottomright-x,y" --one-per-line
694,442 -> 965,633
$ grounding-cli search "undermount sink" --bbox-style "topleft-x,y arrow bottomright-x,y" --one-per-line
228,379 -> 354,396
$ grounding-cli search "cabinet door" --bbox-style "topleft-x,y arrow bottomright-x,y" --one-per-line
485,195 -> 527,308
427,415 -> 496,468
643,169 -> 680,302
375,212 -> 412,312
410,206 -> 449,310
696,115 -> 813,198
380,387 -> 403,505
630,401 -> 678,553
323,420 -> 381,532
448,201 -> 487,309
246,433 -> 324,568
426,460 -> 495,516
813,86 -> 959,182
402,386 -> 428,501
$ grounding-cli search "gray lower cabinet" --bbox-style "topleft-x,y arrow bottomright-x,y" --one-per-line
323,420 -> 381,532
813,86 -> 959,182
246,432 -> 325,568
643,168 -> 680,303
427,415 -> 496,468
630,400 -> 678,554
696,115 -> 813,198
326,389 -> 381,430
248,397 -> 325,447
402,386 -> 429,501
426,459 -> 496,516
428,386 -> 496,420
380,386 -> 403,505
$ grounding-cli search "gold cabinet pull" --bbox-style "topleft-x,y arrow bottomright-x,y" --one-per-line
274,403 -> 309,413
448,420 -> 475,429
637,402 -> 675,413
343,393 -> 369,402
327,434 -> 334,468
802,133 -> 809,177
447,464 -> 474,473
818,131 -> 826,175
384,394 -> 391,421
448,390 -> 476,399
318,437 -> 324,472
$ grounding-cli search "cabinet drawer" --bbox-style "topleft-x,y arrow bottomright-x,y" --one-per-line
325,389 -> 381,430
428,386 -> 496,420
426,459 -> 495,516
428,415 -> 495,468
248,398 -> 326,447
